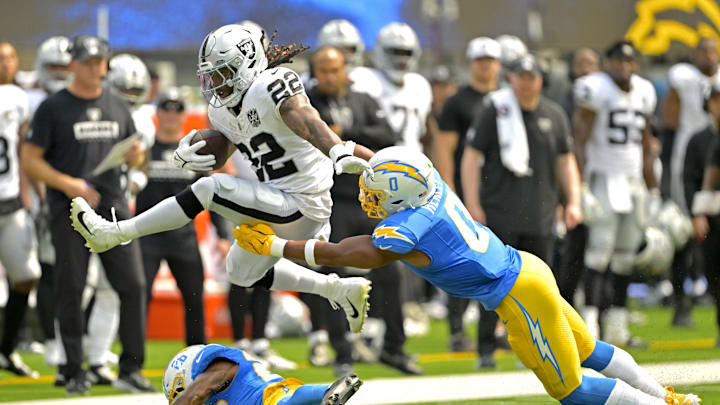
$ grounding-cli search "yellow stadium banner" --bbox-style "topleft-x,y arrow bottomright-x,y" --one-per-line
626,0 -> 720,54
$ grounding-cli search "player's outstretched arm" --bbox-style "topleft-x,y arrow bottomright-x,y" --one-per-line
172,360 -> 238,405
233,223 -> 430,269
279,94 -> 374,173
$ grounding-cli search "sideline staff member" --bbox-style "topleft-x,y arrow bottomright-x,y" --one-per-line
22,35 -> 152,394
137,89 -> 206,347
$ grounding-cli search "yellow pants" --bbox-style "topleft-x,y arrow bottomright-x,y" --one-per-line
263,378 -> 305,405
495,251 -> 596,400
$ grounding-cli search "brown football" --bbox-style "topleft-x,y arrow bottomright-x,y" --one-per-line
190,129 -> 233,170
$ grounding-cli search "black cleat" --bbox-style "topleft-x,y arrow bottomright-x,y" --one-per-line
113,370 -> 156,393
476,353 -> 497,369
65,371 -> 91,395
322,373 -> 363,405
379,349 -> 423,375
0,352 -> 39,378
87,365 -> 116,385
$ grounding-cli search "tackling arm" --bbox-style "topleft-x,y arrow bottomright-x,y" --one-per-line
172,360 -> 238,405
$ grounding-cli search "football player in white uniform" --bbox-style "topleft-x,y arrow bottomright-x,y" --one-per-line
69,24 -> 374,333
573,41 -> 658,345
358,22 -> 435,153
0,41 -> 41,378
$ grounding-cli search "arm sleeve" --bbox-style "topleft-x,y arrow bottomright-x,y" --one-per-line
26,100 -> 53,149
342,93 -> 397,148
437,95 -> 460,132
467,101 -> 497,153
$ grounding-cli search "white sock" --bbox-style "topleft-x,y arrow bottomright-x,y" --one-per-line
604,379 -> 666,405
582,306 -> 600,339
600,346 -> 666,398
118,197 -> 192,239
86,289 -> 119,366
270,261 -> 332,297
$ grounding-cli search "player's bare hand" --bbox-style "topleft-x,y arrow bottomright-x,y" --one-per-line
468,204 -> 486,225
693,215 -> 709,242
564,202 -> 583,230
64,178 -> 100,208
233,223 -> 277,256
173,130 -> 216,172
123,139 -> 145,168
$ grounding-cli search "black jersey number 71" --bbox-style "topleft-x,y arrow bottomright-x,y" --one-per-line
236,133 -> 298,181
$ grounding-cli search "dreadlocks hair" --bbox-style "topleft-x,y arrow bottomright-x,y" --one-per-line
262,29 -> 310,69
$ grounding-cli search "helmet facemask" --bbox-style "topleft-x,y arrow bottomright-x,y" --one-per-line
359,177 -> 388,219
198,59 -> 247,107
167,375 -> 186,404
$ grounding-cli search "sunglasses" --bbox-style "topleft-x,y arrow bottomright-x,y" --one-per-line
159,101 -> 185,112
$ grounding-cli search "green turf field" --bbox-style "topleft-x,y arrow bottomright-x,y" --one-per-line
1,305 -> 718,403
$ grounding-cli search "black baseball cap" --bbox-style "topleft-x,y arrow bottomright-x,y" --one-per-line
70,35 -> 110,61
606,40 -> 636,60
511,54 -> 542,76
157,87 -> 185,112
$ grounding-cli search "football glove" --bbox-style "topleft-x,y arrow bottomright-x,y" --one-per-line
329,141 -> 373,176
173,130 -> 216,172
233,223 -> 284,257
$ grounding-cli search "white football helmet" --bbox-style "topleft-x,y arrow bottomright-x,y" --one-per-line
359,146 -> 435,218
634,226 -> 674,277
108,54 -> 150,105
318,19 -> 365,67
35,36 -> 72,94
373,22 -> 421,85
654,201 -> 694,249
238,20 -> 269,48
162,345 -> 205,404
495,34 -> 528,67
198,24 -> 268,108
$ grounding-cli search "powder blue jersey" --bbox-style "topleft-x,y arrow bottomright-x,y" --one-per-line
191,344 -> 283,405
371,171 -> 522,310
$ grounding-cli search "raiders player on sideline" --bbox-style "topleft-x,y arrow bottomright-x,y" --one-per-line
0,41 -> 41,378
70,24 -> 375,333
573,41 -> 658,345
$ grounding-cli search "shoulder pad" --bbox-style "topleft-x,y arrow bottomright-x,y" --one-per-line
372,222 -> 417,254
573,72 -> 606,111
251,67 -> 306,108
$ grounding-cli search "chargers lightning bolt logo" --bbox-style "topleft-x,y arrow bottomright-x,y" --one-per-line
373,225 -> 413,244
510,296 -> 564,384
372,161 -> 428,188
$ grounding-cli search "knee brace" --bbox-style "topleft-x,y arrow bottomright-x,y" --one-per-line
560,375 -> 616,405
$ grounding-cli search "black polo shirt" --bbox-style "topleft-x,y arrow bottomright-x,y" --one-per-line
137,140 -> 203,250
468,95 -> 572,234
27,87 -> 136,218
438,85 -> 488,199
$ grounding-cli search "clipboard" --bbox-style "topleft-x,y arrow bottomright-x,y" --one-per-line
91,133 -> 142,176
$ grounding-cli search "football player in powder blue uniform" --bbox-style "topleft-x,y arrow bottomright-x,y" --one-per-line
162,344 -> 361,405
234,146 -> 700,405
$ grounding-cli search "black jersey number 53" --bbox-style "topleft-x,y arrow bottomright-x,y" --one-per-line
236,132 -> 298,181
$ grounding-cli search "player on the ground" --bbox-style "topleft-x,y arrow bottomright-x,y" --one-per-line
0,41 -> 41,379
163,344 -> 362,405
573,41 -> 658,345
233,146 -> 701,405
69,24 -> 373,333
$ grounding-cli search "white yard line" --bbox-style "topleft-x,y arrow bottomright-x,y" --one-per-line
10,360 -> 720,405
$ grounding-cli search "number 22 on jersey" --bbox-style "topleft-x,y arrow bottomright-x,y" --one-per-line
445,193 -> 490,253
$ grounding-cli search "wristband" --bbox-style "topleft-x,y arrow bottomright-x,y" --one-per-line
269,237 -> 287,257
692,190 -> 718,216
304,239 -> 319,267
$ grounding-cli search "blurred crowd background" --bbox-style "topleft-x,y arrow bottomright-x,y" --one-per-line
2,0 -> 720,396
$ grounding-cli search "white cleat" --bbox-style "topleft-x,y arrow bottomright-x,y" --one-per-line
327,274 -> 371,334
70,197 -> 130,253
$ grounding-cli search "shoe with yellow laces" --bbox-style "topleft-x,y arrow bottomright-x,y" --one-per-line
665,386 -> 701,404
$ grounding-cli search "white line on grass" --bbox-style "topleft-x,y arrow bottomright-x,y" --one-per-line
10,360 -> 720,405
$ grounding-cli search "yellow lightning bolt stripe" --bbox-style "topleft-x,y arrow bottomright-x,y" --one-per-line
626,0 -> 720,55
373,225 -> 413,243
372,160 -> 428,188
